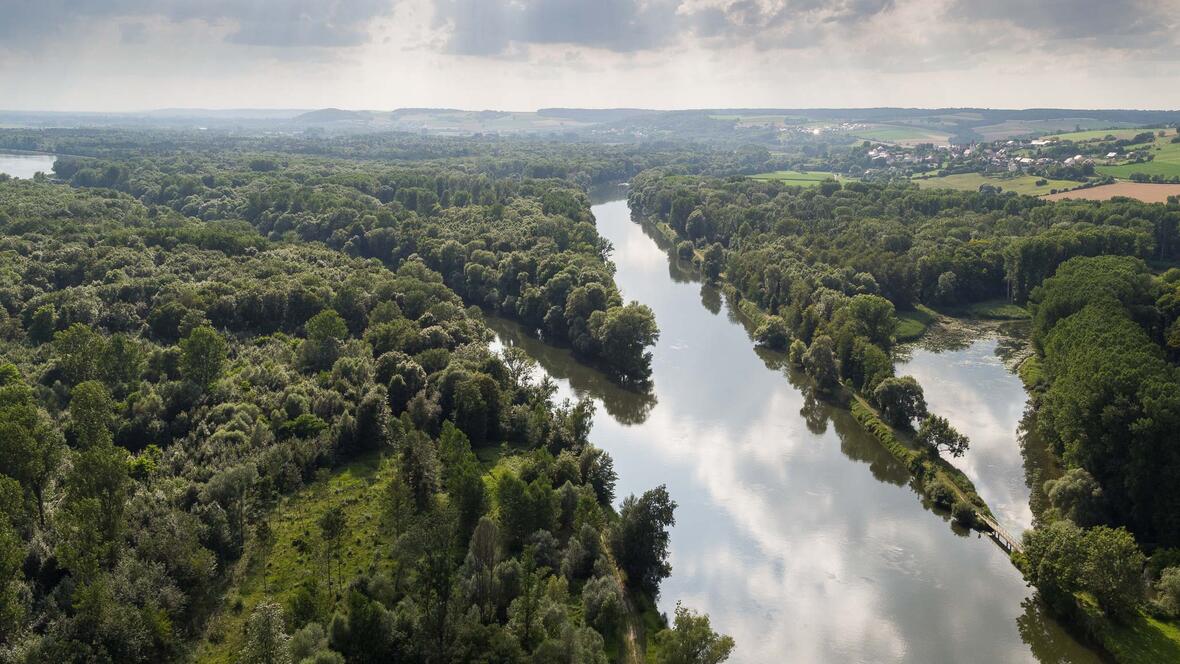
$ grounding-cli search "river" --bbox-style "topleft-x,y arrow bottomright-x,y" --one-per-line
0,151 -> 56,179
491,194 -> 1098,662
896,330 -> 1051,539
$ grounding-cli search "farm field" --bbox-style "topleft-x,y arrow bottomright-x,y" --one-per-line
914,172 -> 1079,196
1097,136 -> 1180,179
1043,182 -> 1180,203
1050,127 -> 1168,142
750,169 -> 848,185
851,123 -> 951,146
974,119 -> 1137,142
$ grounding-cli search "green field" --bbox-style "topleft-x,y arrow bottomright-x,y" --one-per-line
851,124 -> 951,145
1050,127 -> 1169,142
1098,136 -> 1180,180
896,305 -> 938,341
750,170 -> 848,185
954,299 -> 1030,320
1098,609 -> 1180,663
914,173 -> 1080,196
974,119 -> 1137,142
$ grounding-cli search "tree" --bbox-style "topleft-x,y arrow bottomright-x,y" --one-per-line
401,431 -> 440,512
242,602 -> 292,664
611,485 -> 676,596
53,323 -> 105,385
802,335 -> 838,391
1081,526 -> 1145,620
579,447 -> 617,505
28,304 -> 56,343
319,507 -> 346,598
589,303 -> 659,384
836,294 -> 897,351
788,339 -> 807,367
582,574 -> 625,637
702,243 -> 725,281
873,376 -> 927,429
1021,521 -> 1144,620
753,315 -> 791,350
0,517 -> 24,638
68,380 -> 115,449
652,602 -> 735,664
57,442 -> 130,575
439,422 -> 487,538
302,309 -> 348,371
180,325 -> 228,391
0,394 -> 62,528
1155,567 -> 1180,616
916,415 -> 969,458
100,333 -> 144,397
202,463 -> 258,557
497,474 -> 556,552
1044,468 -> 1106,527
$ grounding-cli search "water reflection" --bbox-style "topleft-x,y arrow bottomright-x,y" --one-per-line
485,316 -> 657,425
492,198 -> 1098,663
897,333 -> 1038,536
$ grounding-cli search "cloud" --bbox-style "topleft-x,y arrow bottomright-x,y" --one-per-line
435,0 -> 683,55
0,0 -> 397,50
951,0 -> 1168,41
433,0 -> 904,56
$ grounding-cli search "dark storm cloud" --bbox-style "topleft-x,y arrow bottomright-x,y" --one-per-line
0,0 -> 396,49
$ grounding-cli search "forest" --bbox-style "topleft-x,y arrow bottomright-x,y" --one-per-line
0,152 -> 730,662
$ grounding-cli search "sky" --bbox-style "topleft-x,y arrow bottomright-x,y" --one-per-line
2,0 -> 1179,112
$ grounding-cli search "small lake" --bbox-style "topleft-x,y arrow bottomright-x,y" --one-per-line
0,151 -> 56,179
491,194 -> 1099,663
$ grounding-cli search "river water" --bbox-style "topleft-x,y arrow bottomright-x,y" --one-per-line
0,151 -> 56,179
897,332 -> 1046,539
491,195 -> 1098,663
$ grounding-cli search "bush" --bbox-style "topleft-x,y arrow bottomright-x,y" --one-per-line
926,479 -> 955,509
951,500 -> 977,528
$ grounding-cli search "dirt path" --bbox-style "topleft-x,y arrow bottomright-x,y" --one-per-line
603,534 -> 645,663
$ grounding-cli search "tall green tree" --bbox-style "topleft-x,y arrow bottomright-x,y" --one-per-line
652,602 -> 735,664
180,325 -> 228,391
611,485 -> 676,596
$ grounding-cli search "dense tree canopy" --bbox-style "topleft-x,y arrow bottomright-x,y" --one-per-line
0,158 -> 718,662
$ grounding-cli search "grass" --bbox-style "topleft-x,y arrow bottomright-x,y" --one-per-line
896,304 -> 938,341
1099,610 -> 1180,663
749,170 -> 847,185
1018,356 -> 1044,392
851,124 -> 951,145
914,173 -> 1080,196
1051,127 -> 1168,142
953,299 -> 1029,320
196,455 -> 391,664
1097,136 -> 1180,180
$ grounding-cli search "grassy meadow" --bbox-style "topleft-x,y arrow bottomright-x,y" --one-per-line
750,169 -> 847,185
914,173 -> 1080,196
852,124 -> 951,145
1097,134 -> 1180,180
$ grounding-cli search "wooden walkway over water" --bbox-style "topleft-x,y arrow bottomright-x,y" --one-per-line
977,513 -> 1023,555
